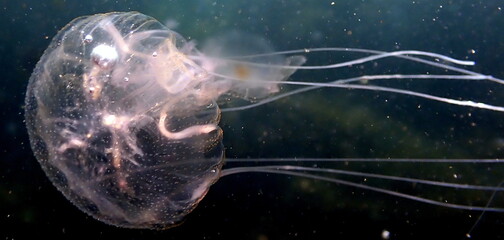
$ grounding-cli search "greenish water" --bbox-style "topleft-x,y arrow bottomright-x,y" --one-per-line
1,1 -> 504,239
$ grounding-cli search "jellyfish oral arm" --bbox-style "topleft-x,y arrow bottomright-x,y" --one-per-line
157,103 -> 217,140
158,117 -> 217,140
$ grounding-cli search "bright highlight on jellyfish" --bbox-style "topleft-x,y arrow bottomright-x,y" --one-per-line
24,12 -> 504,230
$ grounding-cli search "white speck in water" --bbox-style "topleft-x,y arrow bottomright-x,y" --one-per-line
381,229 -> 390,240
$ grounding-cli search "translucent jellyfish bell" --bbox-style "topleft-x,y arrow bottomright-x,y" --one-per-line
25,11 -> 504,230
25,12 -> 226,229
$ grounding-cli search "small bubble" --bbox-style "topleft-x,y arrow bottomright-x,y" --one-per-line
152,51 -> 158,57
91,45 -> 118,68
124,77 -> 129,82
84,34 -> 93,43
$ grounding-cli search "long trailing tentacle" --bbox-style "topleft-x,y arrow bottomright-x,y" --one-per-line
191,48 -> 504,112
221,159 -> 504,212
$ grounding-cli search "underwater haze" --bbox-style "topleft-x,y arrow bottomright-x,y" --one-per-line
2,0 -> 504,239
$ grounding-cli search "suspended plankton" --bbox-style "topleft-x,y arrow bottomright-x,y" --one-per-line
25,12 -> 504,229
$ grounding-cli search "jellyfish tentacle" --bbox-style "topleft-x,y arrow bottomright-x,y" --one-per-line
222,165 -> 504,191
221,165 -> 504,212
225,158 -> 504,163
221,75 -> 504,112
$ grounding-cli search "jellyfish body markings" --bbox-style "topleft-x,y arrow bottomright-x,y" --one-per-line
25,12 -> 504,229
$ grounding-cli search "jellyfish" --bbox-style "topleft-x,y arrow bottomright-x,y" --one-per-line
24,11 -> 504,230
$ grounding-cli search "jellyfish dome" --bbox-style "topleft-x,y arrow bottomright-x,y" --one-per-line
25,12 -> 235,229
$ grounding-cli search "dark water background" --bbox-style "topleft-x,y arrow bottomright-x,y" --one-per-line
2,0 -> 504,239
